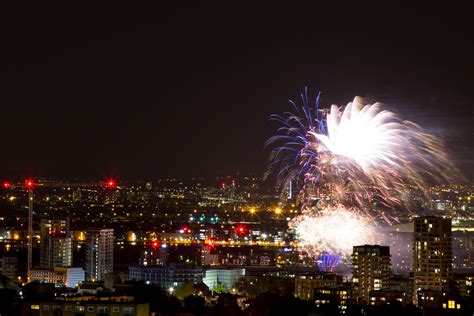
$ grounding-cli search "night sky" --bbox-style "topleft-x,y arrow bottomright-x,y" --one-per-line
2,3 -> 473,180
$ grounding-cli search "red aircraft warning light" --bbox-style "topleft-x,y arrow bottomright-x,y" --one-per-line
152,241 -> 159,248
3,181 -> 10,189
105,179 -> 116,189
25,179 -> 34,189
236,224 -> 247,236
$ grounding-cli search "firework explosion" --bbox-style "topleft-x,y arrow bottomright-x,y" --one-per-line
268,88 -> 458,260
289,207 -> 376,258
290,208 -> 375,257
267,89 -> 457,211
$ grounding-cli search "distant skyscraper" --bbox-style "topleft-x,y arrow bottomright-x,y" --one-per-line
40,219 -> 73,269
413,216 -> 452,304
85,228 -> 114,281
352,245 -> 391,304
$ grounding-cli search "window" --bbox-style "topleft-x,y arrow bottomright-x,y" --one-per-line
122,306 -> 135,316
87,306 -> 95,312
65,306 -> 73,311
448,300 -> 455,309
43,305 -> 50,310
113,307 -> 120,312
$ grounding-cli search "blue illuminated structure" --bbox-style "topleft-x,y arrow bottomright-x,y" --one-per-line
316,252 -> 340,272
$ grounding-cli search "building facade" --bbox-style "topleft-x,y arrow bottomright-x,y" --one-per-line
128,265 -> 204,288
352,245 -> 391,304
40,219 -> 73,269
30,267 -> 85,288
295,272 -> 343,300
202,268 -> 245,290
413,216 -> 452,304
0,256 -> 18,280
22,301 -> 148,316
85,229 -> 114,281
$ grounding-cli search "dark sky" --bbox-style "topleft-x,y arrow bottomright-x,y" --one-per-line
1,2 -> 473,180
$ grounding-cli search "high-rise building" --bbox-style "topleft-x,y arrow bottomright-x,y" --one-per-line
413,216 -> 452,304
85,229 -> 114,281
40,219 -> 73,269
352,245 -> 391,304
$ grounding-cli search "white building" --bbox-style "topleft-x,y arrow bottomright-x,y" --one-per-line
203,268 -> 245,291
30,267 -> 85,288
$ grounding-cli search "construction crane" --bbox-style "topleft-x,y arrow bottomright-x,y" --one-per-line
2,178 -> 117,281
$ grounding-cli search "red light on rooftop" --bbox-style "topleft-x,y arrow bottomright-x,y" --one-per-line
105,179 -> 116,189
236,224 -> 247,236
152,241 -> 159,248
25,179 -> 34,188
3,181 -> 10,189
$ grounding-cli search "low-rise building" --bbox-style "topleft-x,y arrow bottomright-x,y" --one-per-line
314,286 -> 351,314
30,267 -> 85,288
203,268 -> 245,290
22,301 -> 148,316
295,273 -> 343,300
368,289 -> 406,306
129,265 -> 204,288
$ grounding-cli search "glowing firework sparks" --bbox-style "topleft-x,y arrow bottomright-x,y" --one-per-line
289,208 -> 377,258
267,88 -> 461,262
267,89 -> 458,210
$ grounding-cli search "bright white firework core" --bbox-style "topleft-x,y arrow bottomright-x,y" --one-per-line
311,97 -> 399,171
290,207 -> 377,257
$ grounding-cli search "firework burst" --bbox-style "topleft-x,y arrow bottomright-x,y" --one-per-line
289,207 -> 377,257
267,89 -> 458,212
268,88 -> 460,260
